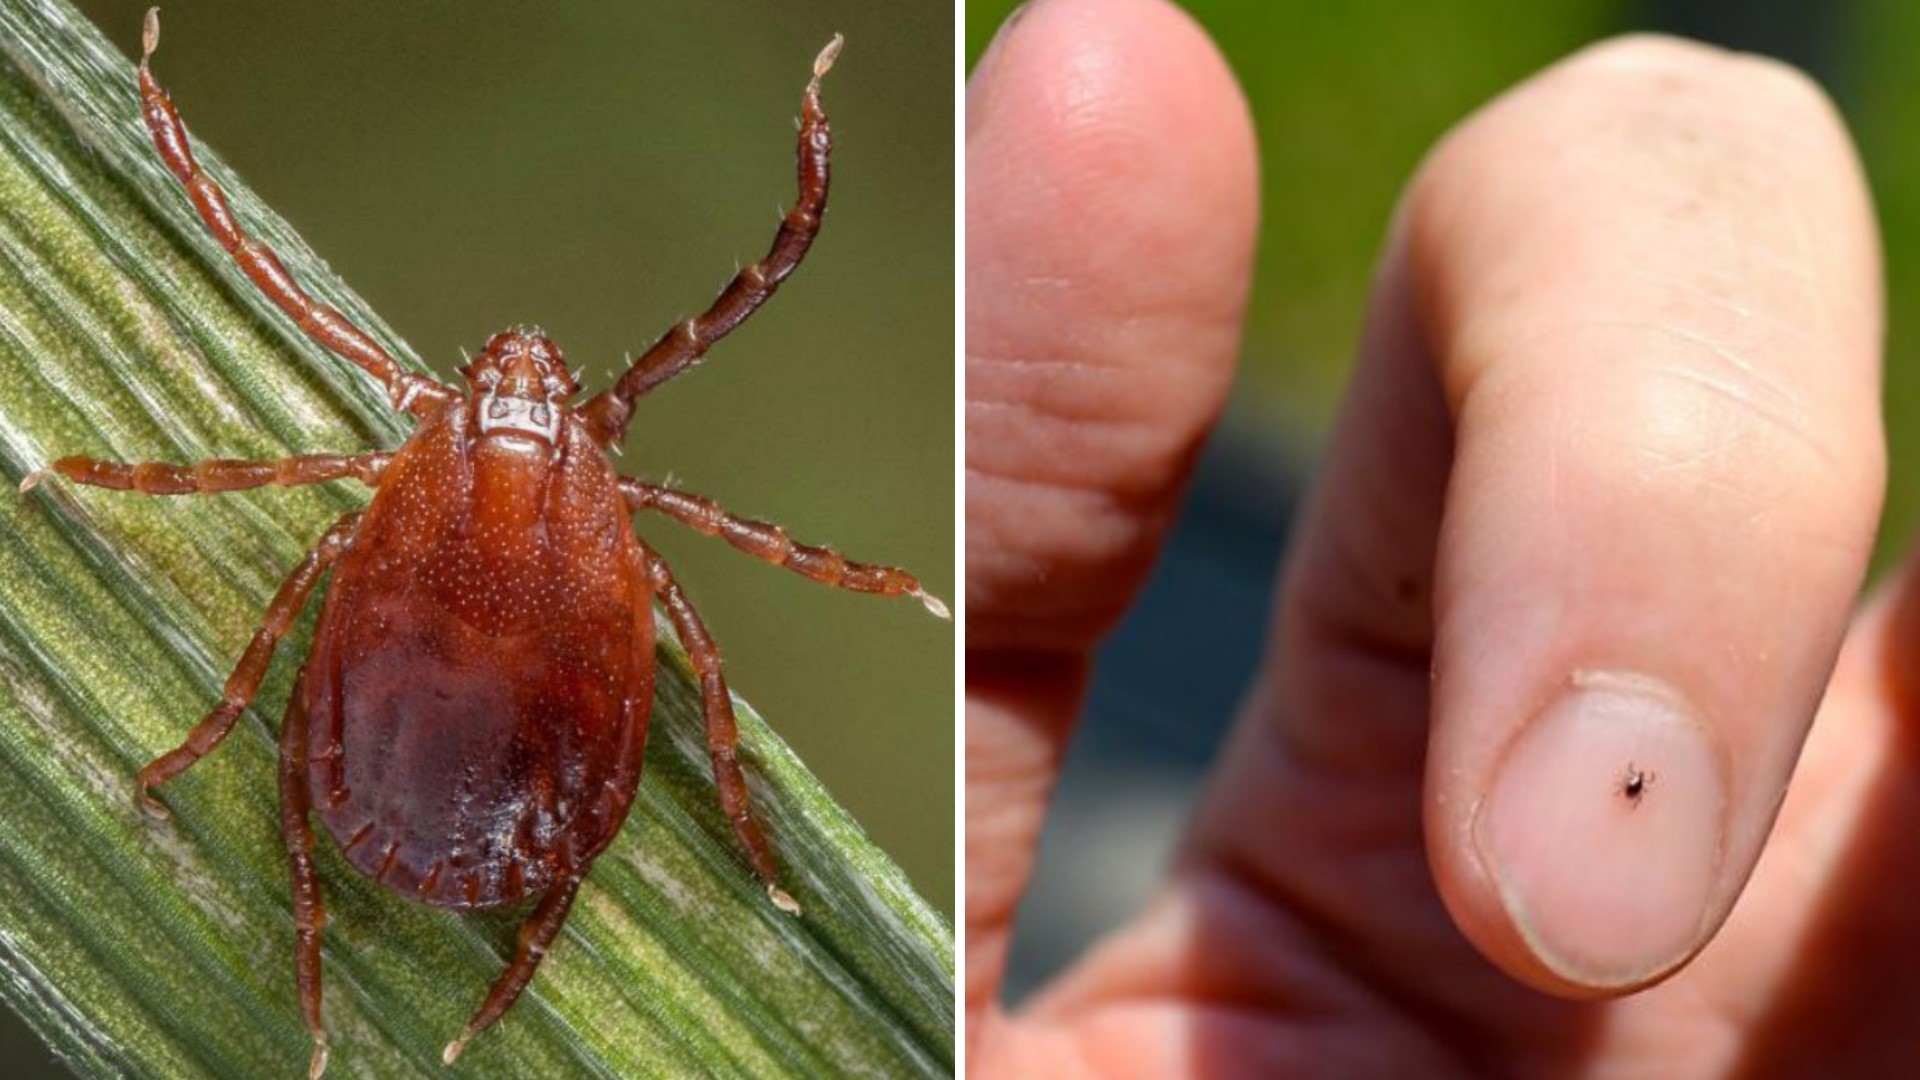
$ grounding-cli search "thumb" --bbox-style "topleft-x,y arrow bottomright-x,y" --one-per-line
966,0 -> 1256,1035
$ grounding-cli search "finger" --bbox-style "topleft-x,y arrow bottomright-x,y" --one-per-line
1180,33 -> 1881,1009
965,0 -> 1256,1031
1417,38 -> 1883,995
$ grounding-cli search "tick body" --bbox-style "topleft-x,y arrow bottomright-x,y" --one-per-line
25,11 -> 944,1076
1620,763 -> 1654,807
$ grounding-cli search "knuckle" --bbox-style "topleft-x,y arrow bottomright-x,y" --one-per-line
1508,337 -> 1883,549
1420,33 -> 1845,201
1562,33 -> 1738,85
1561,33 -> 1842,142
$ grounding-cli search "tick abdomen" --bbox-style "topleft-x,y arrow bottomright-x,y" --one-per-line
305,406 -> 654,909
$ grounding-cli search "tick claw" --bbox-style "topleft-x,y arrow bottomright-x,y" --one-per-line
136,789 -> 171,821
768,883 -> 802,916
17,469 -> 46,494
308,1038 -> 329,1080
443,1027 -> 474,1065
812,34 -> 844,82
911,588 -> 951,621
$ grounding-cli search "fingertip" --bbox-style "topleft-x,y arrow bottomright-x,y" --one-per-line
971,0 -> 1258,293
968,0 -> 1258,651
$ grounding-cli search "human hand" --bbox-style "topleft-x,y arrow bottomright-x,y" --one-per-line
967,1 -> 1911,1074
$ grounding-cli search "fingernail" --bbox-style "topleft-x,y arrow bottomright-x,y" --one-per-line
1473,671 -> 1727,987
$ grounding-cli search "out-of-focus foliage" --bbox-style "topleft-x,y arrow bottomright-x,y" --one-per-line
1854,0 -> 1920,566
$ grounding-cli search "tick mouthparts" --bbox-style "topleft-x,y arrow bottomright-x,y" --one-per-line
442,1028 -> 475,1066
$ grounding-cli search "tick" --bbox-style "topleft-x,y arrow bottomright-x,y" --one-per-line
22,11 -> 946,1076
1620,762 -> 1654,807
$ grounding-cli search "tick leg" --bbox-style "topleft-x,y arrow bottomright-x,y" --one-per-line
20,450 -> 390,496
580,36 -> 843,444
137,511 -> 362,817
136,11 -> 451,420
623,478 -> 948,619
444,874 -> 584,1066
277,671 -> 332,1080
643,545 -> 802,914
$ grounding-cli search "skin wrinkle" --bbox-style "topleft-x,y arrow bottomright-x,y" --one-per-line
967,500 -> 1165,610
1502,324 -> 1876,527
970,119 -> 1244,644
966,396 -> 1231,504
1285,519 -> 1436,665
967,258 -> 1249,374
1268,644 -> 1434,792
969,526 -> 1178,644
1076,890 -> 1479,1075
1200,901 -> 1492,1077
966,483 -> 1145,588
1149,733 -> 1510,1075
1619,268 -> 1825,352
968,353 -> 1145,377
1511,369 -> 1852,566
968,423 -> 1210,499
1645,358 -> 1830,474
1618,300 -> 1826,401
967,466 -> 1158,513
967,391 -> 1173,437
1039,874 -> 1444,1044
969,247 -> 1247,344
1426,252 -> 1824,414
968,338 -> 1227,393
1440,317 -> 1851,489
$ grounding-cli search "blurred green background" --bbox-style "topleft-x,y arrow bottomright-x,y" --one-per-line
0,2 -> 949,1073
968,0 -> 1920,1004
968,0 -> 1920,566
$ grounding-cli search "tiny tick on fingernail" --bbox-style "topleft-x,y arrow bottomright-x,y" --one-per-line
22,10 -> 944,1075
1620,762 -> 1655,807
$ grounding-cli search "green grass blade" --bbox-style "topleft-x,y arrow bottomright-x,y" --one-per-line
0,1 -> 954,1076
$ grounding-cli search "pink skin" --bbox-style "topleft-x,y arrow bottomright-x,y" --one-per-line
968,1 -> 1916,1075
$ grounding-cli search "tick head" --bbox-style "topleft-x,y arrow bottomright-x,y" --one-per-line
461,328 -> 579,444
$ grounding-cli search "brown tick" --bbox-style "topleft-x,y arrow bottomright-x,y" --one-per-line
1620,762 -> 1654,807
20,11 -> 947,1076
